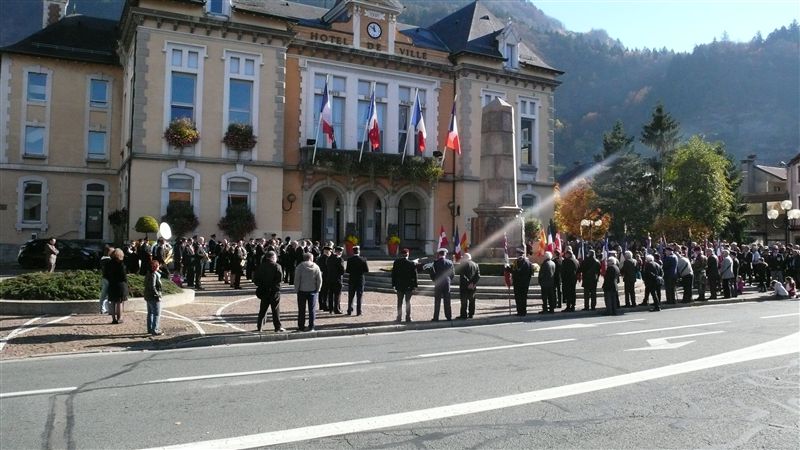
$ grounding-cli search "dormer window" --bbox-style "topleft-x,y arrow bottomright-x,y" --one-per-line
504,43 -> 518,69
207,0 -> 230,17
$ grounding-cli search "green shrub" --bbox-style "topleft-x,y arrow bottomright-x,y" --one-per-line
0,270 -> 181,300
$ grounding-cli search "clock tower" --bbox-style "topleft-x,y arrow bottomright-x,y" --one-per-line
322,0 -> 403,54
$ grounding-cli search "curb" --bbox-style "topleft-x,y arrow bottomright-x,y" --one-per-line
0,290 -> 195,315
168,294 -> 785,350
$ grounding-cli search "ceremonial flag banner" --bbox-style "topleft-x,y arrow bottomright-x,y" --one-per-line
366,91 -> 380,150
600,236 -> 609,276
411,92 -> 427,153
460,231 -> 468,254
320,81 -> 335,146
437,225 -> 449,251
503,232 -> 511,288
453,226 -> 461,261
445,100 -> 461,154
554,232 -> 562,253
546,231 -> 554,253
537,228 -> 547,256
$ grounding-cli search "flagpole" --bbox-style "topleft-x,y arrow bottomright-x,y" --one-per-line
311,75 -> 328,165
402,88 -> 418,165
359,83 -> 375,163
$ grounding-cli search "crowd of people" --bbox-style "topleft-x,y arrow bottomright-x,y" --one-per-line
87,234 -> 797,335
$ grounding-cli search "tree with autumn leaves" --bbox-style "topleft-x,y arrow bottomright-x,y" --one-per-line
553,181 -> 612,240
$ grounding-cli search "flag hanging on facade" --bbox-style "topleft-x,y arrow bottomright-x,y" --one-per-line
445,100 -> 460,155
320,80 -> 335,146
411,91 -> 427,153
437,225 -> 448,251
366,91 -> 380,151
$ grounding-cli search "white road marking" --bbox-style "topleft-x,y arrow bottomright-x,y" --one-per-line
612,321 -> 731,336
214,297 -> 256,332
143,332 -> 800,450
760,312 -> 800,319
146,360 -> 371,384
133,311 -> 232,330
415,339 -> 574,359
0,315 -> 71,352
533,319 -> 645,331
0,386 -> 77,399
160,310 -> 206,335
625,331 -> 726,351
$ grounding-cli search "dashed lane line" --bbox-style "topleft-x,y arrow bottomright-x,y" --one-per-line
415,339 -> 575,358
146,360 -> 372,384
760,312 -> 800,319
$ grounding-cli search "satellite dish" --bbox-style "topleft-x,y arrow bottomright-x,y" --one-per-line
158,222 -> 172,240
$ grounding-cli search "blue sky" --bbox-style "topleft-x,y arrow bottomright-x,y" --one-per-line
534,0 -> 800,52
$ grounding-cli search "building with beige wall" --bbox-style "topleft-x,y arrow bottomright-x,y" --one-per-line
0,0 -> 561,258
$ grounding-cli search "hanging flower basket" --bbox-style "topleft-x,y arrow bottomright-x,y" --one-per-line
223,123 -> 257,151
164,118 -> 199,148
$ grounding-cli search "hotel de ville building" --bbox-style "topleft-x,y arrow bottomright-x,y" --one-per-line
0,0 -> 561,257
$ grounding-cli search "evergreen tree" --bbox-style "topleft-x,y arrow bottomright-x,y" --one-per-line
641,102 -> 681,208
601,120 -> 634,159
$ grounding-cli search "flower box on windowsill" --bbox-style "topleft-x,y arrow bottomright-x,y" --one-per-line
164,118 -> 200,149
223,123 -> 257,153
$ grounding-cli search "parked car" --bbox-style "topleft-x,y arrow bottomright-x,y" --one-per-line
17,239 -> 103,270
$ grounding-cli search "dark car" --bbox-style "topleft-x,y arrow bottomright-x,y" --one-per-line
17,239 -> 103,270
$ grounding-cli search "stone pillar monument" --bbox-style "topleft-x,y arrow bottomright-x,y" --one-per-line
472,98 -> 524,259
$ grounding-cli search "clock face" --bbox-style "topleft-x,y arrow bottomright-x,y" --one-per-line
367,22 -> 382,39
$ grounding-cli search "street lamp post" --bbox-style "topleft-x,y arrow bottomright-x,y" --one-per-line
766,199 -> 800,245
580,218 -> 602,256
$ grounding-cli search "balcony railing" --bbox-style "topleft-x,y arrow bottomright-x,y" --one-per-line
298,146 -> 444,183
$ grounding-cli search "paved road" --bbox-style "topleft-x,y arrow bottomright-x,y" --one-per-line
1,300 -> 798,449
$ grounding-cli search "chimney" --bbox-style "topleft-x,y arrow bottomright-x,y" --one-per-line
42,0 -> 68,28
741,154 -> 756,194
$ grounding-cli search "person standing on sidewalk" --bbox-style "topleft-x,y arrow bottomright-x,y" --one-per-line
578,250 -> 601,310
326,246 -> 345,314
643,254 -> 663,310
391,248 -> 418,322
294,252 -> 322,332
620,251 -> 638,307
99,245 -> 113,314
677,249 -> 694,303
316,246 -> 331,312
144,259 -> 164,336
538,251 -> 556,314
429,248 -> 454,321
560,249 -> 579,312
107,249 -> 129,324
603,256 -> 621,316
253,251 -> 285,333
720,249 -> 736,298
662,246 -> 679,304
345,246 -> 369,316
44,238 -> 59,272
456,253 -> 480,319
510,248 -> 532,316
692,247 -> 708,301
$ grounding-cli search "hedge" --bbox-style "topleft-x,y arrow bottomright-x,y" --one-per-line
0,270 -> 182,300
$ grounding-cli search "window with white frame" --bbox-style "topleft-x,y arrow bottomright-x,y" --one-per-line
481,89 -> 505,106
206,0 -> 230,16
26,72 -> 47,102
397,86 -> 426,154
225,52 -> 258,127
519,97 -> 538,167
87,130 -> 107,159
312,74 -> 345,148
357,80 -> 387,151
24,125 -> 45,156
167,174 -> 194,206
89,79 -> 109,108
167,44 -> 202,122
227,177 -> 251,208
504,43 -> 519,69
17,177 -> 47,230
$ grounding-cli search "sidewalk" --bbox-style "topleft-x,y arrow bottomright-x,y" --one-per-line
0,271 -> 784,360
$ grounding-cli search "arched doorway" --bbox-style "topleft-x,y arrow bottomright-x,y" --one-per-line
355,191 -> 383,248
311,189 -> 342,244
398,192 -> 425,251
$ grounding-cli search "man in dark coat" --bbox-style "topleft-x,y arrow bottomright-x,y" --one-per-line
192,236 -> 209,290
603,256 -> 621,315
643,253 -> 663,310
391,248 -> 418,322
705,248 -> 720,299
620,251 -> 638,307
662,246 -> 679,304
316,246 -> 331,312
560,249 -> 579,312
325,246 -> 345,314
456,253 -> 481,319
510,249 -> 532,316
553,250 -> 563,309
345,246 -> 369,315
207,234 -> 218,273
253,251 -> 285,332
538,251 -> 557,314
429,248 -> 455,321
578,250 -> 601,310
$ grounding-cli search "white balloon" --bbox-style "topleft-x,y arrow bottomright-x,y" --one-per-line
158,222 -> 172,240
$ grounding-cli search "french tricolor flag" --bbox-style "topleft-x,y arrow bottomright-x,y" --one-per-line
445,100 -> 460,155
366,92 -> 380,151
320,80 -> 335,147
411,92 -> 426,153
